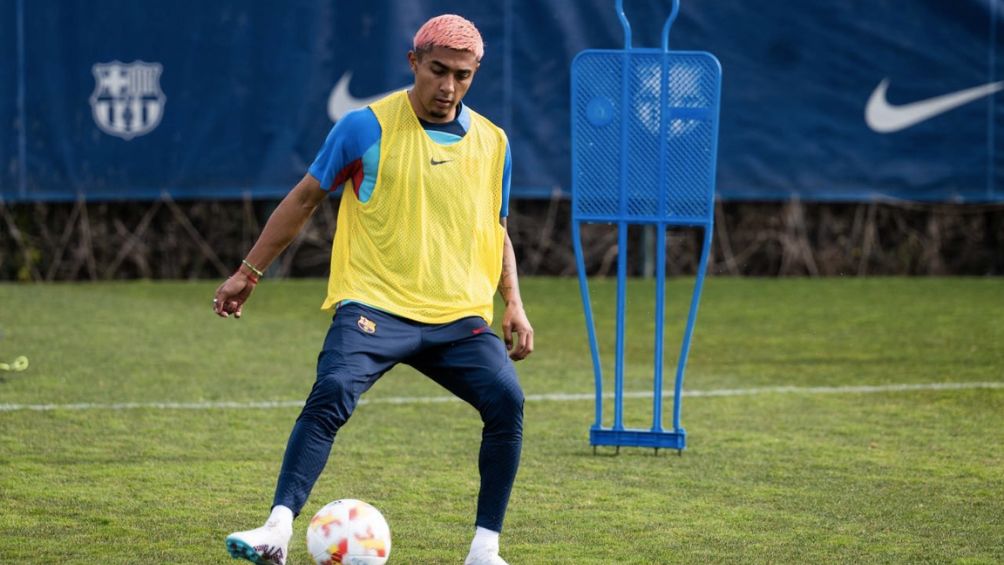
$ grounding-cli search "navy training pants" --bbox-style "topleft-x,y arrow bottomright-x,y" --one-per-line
272,303 -> 524,532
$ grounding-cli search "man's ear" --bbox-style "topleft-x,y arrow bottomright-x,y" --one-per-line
407,50 -> 418,73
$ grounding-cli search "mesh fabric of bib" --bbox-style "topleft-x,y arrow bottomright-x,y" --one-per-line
322,90 -> 507,324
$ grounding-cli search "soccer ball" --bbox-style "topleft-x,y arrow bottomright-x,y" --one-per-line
306,499 -> 392,565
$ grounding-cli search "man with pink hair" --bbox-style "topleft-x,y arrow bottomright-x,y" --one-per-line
218,13 -> 531,565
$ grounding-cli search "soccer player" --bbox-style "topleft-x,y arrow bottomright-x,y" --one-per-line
214,14 -> 532,565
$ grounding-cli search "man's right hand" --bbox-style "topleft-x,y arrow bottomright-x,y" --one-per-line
213,271 -> 257,318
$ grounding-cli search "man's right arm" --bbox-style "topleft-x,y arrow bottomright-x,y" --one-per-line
245,106 -> 379,275
213,107 -> 379,318
213,173 -> 326,317
242,173 -> 327,274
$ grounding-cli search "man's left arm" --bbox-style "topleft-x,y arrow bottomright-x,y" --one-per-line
498,218 -> 534,361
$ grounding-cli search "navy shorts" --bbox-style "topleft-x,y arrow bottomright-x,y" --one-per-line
303,302 -> 523,438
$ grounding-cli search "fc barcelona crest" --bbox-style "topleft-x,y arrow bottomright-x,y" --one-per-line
357,316 -> 377,334
89,60 -> 166,140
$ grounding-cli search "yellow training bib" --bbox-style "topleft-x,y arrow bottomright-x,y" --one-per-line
322,90 -> 507,324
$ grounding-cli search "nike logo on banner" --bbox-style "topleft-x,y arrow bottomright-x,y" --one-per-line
327,72 -> 405,122
430,158 -> 452,165
865,78 -> 1004,133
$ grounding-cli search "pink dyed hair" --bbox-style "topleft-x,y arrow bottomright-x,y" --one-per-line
413,14 -> 484,61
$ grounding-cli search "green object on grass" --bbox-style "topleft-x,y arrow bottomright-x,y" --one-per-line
0,355 -> 28,371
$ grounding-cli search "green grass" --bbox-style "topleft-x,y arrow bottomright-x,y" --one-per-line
1,277 -> 1002,564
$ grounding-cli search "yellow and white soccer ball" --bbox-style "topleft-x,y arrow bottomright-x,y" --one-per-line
306,499 -> 392,565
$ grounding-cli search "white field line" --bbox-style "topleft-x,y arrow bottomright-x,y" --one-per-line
0,381 -> 1001,413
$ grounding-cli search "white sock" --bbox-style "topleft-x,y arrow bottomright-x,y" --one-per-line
266,505 -> 294,531
469,526 -> 500,554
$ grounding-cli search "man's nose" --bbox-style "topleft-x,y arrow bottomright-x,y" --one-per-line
440,76 -> 455,94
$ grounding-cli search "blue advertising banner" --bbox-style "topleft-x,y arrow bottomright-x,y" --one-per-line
1,0 -> 19,198
2,0 -> 1002,203
702,0 -> 1003,202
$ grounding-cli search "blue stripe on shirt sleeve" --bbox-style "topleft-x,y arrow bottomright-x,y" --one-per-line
307,108 -> 381,191
500,140 -> 512,218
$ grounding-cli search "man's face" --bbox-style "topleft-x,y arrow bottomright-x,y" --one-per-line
407,45 -> 480,123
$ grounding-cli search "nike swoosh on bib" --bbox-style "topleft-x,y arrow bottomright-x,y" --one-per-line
327,72 -> 406,122
865,78 -> 1004,133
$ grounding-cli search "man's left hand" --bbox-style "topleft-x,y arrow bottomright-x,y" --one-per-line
502,303 -> 534,361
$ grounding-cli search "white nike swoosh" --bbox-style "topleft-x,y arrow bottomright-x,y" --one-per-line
327,72 -> 405,122
865,78 -> 1004,133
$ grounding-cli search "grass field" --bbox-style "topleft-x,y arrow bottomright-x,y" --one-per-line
1,277 -> 1002,564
